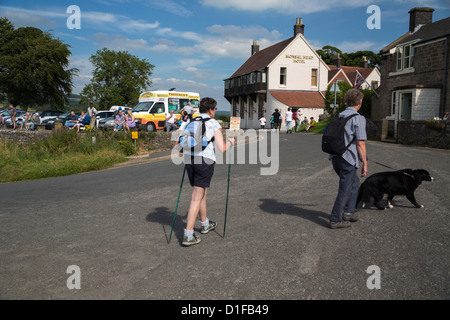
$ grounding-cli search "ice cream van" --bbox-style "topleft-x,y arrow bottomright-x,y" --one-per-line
133,90 -> 200,132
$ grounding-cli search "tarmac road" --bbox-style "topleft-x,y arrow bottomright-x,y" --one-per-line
0,132 -> 449,301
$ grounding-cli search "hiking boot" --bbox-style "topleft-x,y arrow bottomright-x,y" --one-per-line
342,212 -> 359,222
201,220 -> 217,234
182,234 -> 201,246
330,221 -> 352,229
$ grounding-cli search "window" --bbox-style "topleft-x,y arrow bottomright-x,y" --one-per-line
262,72 -> 266,83
232,100 -> 238,117
396,43 -> 414,71
151,102 -> 165,114
391,92 -> 397,115
169,98 -> 180,112
371,81 -> 379,90
404,45 -> 413,69
280,67 -> 287,86
248,99 -> 254,120
311,69 -> 318,87
240,98 -> 245,119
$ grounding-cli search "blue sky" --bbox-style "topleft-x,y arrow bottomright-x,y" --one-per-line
1,0 -> 449,110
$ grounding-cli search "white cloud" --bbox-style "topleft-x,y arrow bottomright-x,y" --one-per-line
199,0 -> 378,14
0,5 -> 159,34
92,33 -> 150,51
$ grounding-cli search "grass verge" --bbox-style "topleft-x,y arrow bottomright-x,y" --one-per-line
0,129 -> 136,183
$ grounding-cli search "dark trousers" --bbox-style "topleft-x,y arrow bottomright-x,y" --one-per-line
330,156 -> 360,223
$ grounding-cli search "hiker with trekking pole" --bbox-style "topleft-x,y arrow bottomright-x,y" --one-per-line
172,97 -> 235,246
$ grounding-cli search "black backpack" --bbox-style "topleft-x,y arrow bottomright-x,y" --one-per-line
321,114 -> 358,156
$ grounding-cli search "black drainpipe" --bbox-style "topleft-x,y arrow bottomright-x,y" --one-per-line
441,36 -> 449,118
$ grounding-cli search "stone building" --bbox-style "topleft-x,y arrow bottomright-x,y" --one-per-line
372,7 -> 450,138
224,18 -> 329,129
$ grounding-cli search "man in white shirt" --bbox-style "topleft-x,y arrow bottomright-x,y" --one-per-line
178,97 -> 235,246
165,109 -> 178,131
285,108 -> 293,134
87,103 -> 97,128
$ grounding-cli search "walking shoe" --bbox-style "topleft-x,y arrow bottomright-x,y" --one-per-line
342,212 -> 359,222
330,221 -> 352,229
201,220 -> 217,234
182,234 -> 201,246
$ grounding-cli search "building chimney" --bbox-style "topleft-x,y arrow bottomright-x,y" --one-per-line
333,53 -> 341,69
294,18 -> 304,37
409,7 -> 434,32
251,40 -> 260,56
360,56 -> 368,69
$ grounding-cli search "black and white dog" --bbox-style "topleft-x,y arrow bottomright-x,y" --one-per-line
356,169 -> 434,210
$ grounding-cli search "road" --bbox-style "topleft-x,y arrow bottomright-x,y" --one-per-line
0,132 -> 449,301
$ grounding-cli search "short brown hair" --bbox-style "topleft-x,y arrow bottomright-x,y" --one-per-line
199,97 -> 217,113
345,89 -> 364,107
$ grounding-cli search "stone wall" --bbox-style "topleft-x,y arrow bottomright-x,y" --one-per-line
397,120 -> 450,149
0,129 -> 51,145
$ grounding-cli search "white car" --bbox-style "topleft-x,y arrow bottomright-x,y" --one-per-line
95,111 -> 115,127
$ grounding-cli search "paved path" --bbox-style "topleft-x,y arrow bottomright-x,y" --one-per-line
1,132 -> 449,300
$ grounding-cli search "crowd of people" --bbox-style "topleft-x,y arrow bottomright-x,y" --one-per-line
258,108 -> 317,133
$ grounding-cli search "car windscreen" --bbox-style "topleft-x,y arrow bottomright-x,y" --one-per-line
133,102 -> 154,112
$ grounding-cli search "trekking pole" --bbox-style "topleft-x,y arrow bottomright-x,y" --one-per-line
168,166 -> 186,244
223,138 -> 234,238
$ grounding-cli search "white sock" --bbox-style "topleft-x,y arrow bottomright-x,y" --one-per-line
184,229 -> 194,238
201,218 -> 209,227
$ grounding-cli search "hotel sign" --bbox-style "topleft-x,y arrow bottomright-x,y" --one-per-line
285,54 -> 313,64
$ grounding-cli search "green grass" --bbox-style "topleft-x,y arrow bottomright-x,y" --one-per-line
0,129 -> 138,183
296,119 -> 332,133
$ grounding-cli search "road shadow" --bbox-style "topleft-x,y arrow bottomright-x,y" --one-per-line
259,198 -> 330,228
145,206 -> 187,244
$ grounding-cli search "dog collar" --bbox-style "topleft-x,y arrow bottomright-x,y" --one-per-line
403,172 -> 415,179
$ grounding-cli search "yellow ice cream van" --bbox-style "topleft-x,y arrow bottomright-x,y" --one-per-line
133,90 -> 200,132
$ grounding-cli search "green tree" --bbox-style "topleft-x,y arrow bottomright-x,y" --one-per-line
0,17 -> 78,110
317,46 -> 380,69
80,48 -> 154,110
325,81 -> 353,115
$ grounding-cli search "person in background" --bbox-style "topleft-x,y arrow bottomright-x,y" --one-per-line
114,109 -> 125,132
285,108 -> 293,134
124,109 -> 136,133
29,113 -> 40,131
165,109 -> 178,132
293,110 -> 300,132
305,117 -> 317,132
65,111 -> 78,129
87,103 -> 97,128
8,104 -> 16,130
259,114 -> 266,129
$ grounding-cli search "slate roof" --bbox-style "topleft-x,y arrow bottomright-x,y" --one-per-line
229,37 -> 295,78
380,16 -> 450,54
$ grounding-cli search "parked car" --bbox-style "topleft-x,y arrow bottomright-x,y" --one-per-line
42,112 -> 81,130
98,114 -> 115,130
4,110 -> 26,125
96,111 -> 114,127
36,110 -> 65,123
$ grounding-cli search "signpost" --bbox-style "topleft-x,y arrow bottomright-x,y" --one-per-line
132,131 -> 138,149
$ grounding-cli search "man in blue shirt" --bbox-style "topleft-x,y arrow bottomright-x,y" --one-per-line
329,89 -> 368,229
64,111 -> 78,129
